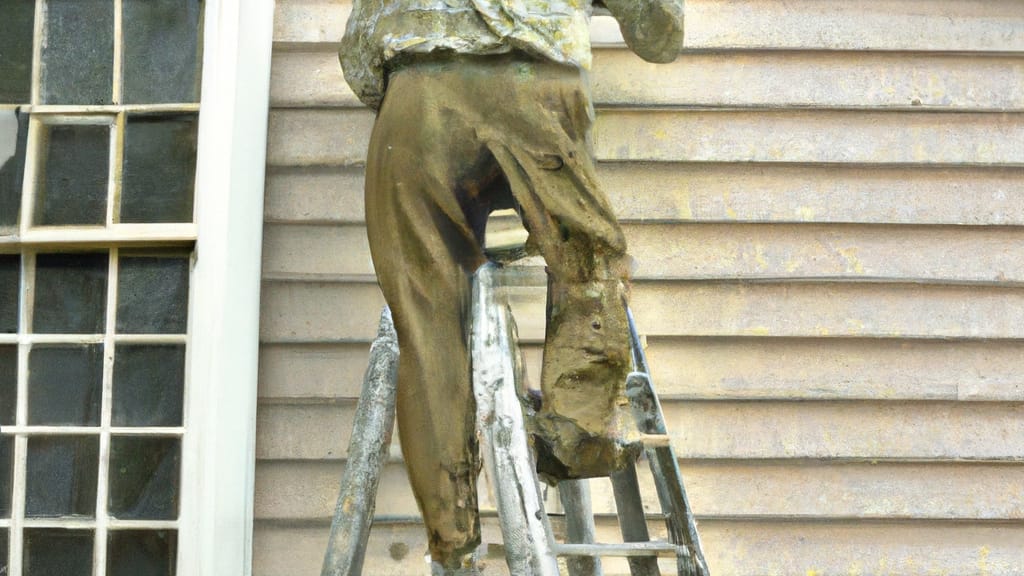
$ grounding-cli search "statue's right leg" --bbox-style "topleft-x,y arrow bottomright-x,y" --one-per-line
362,66 -> 489,571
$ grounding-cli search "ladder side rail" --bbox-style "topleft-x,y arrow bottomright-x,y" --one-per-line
609,465 -> 663,576
626,373 -> 707,576
321,307 -> 401,576
625,307 -> 711,576
626,306 -> 651,375
559,479 -> 605,576
472,263 -> 561,576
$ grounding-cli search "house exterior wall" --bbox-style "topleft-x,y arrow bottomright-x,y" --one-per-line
255,1 -> 1024,574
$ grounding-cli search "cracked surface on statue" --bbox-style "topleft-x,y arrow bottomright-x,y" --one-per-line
339,0 -> 683,569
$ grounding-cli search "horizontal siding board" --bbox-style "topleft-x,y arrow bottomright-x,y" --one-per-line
646,337 -> 1024,402
258,342 -> 372,399
273,0 -> 1024,52
262,223 -> 372,278
260,280 -> 1024,342
267,109 -> 1024,167
270,49 -> 360,108
262,222 -> 1024,283
264,167 -> 365,224
699,519 -> 1024,576
256,400 -> 1024,461
600,163 -> 1024,225
266,108 -> 374,167
265,164 -> 1024,226
253,520 -> 515,576
255,460 -> 1024,521
671,401 -> 1024,460
260,280 -> 384,342
681,0 -> 1024,52
270,50 -> 359,108
253,519 -> 1024,576
271,48 -> 1024,111
257,338 -> 1024,402
595,461 -> 1024,520
628,223 -> 1024,282
592,50 -> 1024,110
630,282 -> 1024,339
595,110 -> 1024,165
273,1 -> 351,46
255,403 -> 380,460
255,460 -> 420,520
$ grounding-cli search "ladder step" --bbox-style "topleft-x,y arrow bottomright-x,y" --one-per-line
639,433 -> 672,448
554,542 -> 686,558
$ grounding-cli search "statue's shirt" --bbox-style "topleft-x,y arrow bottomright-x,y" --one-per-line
340,0 -> 592,109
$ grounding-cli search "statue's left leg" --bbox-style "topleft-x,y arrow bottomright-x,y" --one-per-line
478,61 -> 640,481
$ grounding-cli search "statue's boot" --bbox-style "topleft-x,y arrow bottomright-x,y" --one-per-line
430,551 -> 482,576
530,277 -> 641,483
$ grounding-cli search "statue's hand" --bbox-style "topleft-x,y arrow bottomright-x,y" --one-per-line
603,0 -> 684,63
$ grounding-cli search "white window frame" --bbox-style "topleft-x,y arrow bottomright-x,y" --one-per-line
177,1 -> 273,575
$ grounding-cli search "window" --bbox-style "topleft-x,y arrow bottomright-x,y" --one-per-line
1,2 -> 204,574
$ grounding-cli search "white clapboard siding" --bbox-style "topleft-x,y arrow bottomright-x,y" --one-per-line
270,48 -> 1024,111
597,163 -> 1024,225
255,459 -> 1024,521
256,400 -> 1024,462
257,1 -> 1024,574
263,222 -> 1024,283
264,167 -> 366,224
266,164 -> 1024,226
253,519 -> 1024,576
266,108 -> 1024,167
595,110 -> 1024,164
261,280 -> 1024,342
273,0 -> 1024,52
259,339 -> 1024,402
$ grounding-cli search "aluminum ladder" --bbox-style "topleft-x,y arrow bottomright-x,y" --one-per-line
471,262 -> 709,576
320,263 -> 710,575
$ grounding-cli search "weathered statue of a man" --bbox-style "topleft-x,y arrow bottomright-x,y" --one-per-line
340,0 -> 683,571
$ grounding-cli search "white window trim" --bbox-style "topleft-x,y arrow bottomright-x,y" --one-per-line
178,1 -> 274,575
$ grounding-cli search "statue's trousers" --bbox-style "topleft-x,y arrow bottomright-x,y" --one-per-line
364,52 -> 637,566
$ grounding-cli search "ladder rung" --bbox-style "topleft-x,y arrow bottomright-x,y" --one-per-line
554,542 -> 685,558
639,433 -> 672,447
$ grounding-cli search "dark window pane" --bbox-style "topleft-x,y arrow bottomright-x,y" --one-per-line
0,528 -> 7,575
117,254 -> 188,334
109,436 -> 179,520
0,345 -> 16,425
28,345 -> 102,426
107,530 -> 177,576
34,253 -> 108,334
123,0 -> 203,104
26,436 -> 98,518
0,255 -> 17,333
113,345 -> 184,427
121,114 -> 197,223
0,0 -> 34,103
0,436 -> 12,517
1,109 -> 29,227
36,123 -> 109,226
24,529 -> 93,576
41,0 -> 114,105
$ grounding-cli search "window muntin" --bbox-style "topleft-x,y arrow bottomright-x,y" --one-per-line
0,2 -> 203,574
